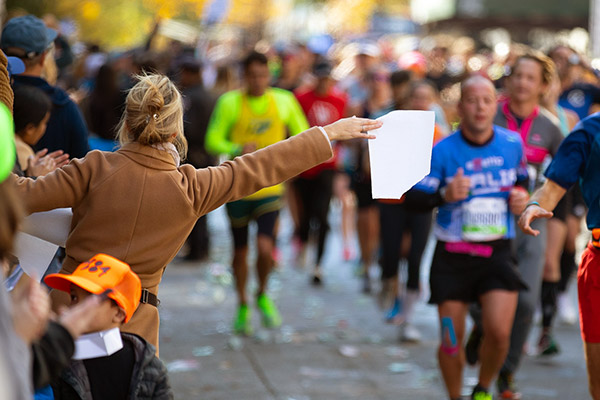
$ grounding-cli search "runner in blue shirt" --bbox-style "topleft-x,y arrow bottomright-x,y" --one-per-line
407,75 -> 529,400
519,113 -> 600,400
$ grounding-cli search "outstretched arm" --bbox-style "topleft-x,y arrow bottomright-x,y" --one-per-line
518,179 -> 567,236
194,118 -> 381,215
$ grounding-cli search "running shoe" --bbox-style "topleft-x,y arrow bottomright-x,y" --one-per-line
233,304 -> 253,336
399,322 -> 421,343
385,297 -> 403,323
537,332 -> 560,356
465,324 -> 483,366
497,371 -> 522,399
471,390 -> 492,400
256,294 -> 282,328
471,384 -> 492,400
311,271 -> 323,286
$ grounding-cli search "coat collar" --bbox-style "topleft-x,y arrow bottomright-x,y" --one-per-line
117,142 -> 177,171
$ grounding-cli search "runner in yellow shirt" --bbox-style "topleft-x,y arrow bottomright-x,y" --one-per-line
206,51 -> 309,335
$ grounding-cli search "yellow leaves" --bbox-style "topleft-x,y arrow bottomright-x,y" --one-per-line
144,0 -> 209,19
81,0 -> 101,21
43,0 -> 407,49
324,0 -> 378,34
226,0 -> 275,27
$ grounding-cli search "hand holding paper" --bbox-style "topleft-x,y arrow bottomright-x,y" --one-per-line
367,110 -> 435,199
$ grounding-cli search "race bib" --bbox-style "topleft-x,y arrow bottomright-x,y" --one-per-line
462,197 -> 508,241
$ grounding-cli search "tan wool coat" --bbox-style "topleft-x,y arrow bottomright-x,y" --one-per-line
13,127 -> 332,350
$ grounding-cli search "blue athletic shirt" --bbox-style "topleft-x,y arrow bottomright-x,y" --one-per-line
559,83 -> 600,121
544,113 -> 600,230
413,126 -> 529,242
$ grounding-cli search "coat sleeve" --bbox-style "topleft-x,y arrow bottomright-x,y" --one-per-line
11,151 -> 98,214
192,127 -> 332,216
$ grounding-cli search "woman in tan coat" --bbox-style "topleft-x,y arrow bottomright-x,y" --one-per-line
12,74 -> 381,351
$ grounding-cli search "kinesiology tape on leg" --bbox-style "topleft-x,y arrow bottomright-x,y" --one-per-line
440,317 -> 459,356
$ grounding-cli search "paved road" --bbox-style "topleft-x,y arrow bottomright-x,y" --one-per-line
158,205 -> 589,400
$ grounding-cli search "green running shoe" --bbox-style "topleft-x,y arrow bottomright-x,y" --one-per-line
538,332 -> 560,356
472,391 -> 492,400
257,294 -> 282,328
497,371 -> 522,399
233,304 -> 253,336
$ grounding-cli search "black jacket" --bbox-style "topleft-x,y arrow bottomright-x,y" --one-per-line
51,333 -> 173,400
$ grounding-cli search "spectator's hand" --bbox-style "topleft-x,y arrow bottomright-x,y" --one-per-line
323,117 -> 382,141
56,294 -> 104,339
443,168 -> 471,203
27,149 -> 69,176
509,187 -> 529,215
11,277 -> 50,344
518,204 -> 553,236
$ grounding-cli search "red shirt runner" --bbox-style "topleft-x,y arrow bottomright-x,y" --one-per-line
295,88 -> 347,178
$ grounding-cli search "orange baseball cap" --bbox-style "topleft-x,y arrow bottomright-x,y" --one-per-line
44,254 -> 142,323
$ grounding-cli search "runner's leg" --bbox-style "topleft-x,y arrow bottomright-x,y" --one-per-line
541,217 -> 567,344
437,301 -> 469,400
256,211 -> 279,296
479,290 -> 518,388
502,218 -> 547,374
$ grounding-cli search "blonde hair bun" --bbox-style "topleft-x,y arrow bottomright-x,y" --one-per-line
117,73 -> 188,159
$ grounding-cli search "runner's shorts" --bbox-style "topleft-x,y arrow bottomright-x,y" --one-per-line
553,185 -> 587,222
578,242 -> 600,343
429,239 -> 528,304
226,196 -> 282,248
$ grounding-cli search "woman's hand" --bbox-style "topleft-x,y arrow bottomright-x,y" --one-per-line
323,117 -> 382,141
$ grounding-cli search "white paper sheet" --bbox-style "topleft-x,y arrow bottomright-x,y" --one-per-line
21,208 -> 72,247
73,327 -> 124,360
367,110 -> 435,199
13,208 -> 72,281
14,233 -> 59,279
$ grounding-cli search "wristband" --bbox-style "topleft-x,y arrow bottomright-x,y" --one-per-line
524,201 -> 540,210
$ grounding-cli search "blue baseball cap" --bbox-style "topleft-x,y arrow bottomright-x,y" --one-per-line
1,15 -> 57,58
7,56 -> 25,76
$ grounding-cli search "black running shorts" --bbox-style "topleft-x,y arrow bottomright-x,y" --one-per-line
429,240 -> 528,304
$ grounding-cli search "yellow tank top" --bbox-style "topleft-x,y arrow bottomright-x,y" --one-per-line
231,91 -> 287,200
